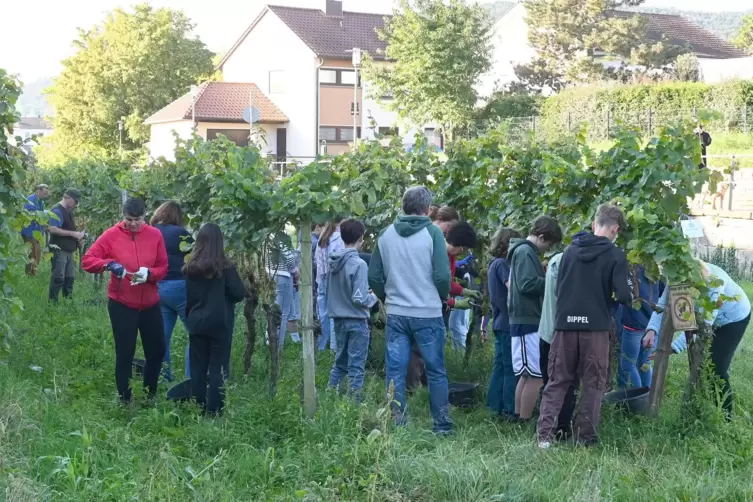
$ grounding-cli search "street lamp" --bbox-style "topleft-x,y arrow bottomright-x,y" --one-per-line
190,84 -> 198,132
349,48 -> 362,149
117,119 -> 123,155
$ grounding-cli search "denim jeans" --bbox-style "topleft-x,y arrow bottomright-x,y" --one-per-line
275,275 -> 296,354
316,276 -> 336,352
290,288 -> 301,343
158,280 -> 187,381
618,328 -> 653,389
448,300 -> 470,351
385,314 -> 452,433
328,318 -> 370,402
487,330 -> 515,414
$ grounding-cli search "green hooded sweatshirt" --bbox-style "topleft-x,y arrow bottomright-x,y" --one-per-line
368,215 -> 451,318
507,238 -> 546,327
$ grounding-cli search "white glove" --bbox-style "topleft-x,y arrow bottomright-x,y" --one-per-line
130,267 -> 149,285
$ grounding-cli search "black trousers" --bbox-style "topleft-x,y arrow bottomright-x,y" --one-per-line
540,337 -> 578,432
108,299 -> 166,401
190,331 -> 232,415
710,313 -> 750,416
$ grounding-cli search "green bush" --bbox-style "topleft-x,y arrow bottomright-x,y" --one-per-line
538,80 -> 753,140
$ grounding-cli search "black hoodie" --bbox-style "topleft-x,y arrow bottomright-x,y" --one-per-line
555,232 -> 631,332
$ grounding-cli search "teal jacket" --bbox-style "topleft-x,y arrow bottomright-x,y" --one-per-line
368,215 -> 451,318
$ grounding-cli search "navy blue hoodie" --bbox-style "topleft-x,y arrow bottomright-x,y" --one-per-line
621,267 -> 665,331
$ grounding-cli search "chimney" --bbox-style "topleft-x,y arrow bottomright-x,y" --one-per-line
320,0 -> 343,17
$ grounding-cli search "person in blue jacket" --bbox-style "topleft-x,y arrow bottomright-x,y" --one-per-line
617,267 -> 664,389
643,260 -> 750,418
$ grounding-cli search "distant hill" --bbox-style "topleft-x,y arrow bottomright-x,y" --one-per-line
16,77 -> 54,118
484,1 -> 750,42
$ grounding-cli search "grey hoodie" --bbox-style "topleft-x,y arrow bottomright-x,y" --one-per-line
368,215 -> 451,318
327,248 -> 378,320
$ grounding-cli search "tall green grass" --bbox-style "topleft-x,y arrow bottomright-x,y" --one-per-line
2,274 -> 753,501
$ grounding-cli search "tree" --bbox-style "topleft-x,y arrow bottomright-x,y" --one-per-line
362,0 -> 493,137
44,4 -> 214,162
673,54 -> 702,82
516,0 -> 688,91
734,13 -> 753,54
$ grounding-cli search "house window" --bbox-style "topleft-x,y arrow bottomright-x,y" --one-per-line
206,129 -> 249,146
340,70 -> 357,85
319,68 -> 361,87
425,128 -> 443,149
269,70 -> 285,94
319,126 -> 361,143
378,126 -> 399,136
319,69 -> 338,84
319,127 -> 337,142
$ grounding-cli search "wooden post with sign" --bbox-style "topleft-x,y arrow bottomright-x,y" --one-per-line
648,285 -> 697,416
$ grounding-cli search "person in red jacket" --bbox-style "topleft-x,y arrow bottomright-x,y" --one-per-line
82,197 -> 168,404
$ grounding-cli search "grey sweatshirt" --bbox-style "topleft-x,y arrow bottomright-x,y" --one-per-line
368,215 -> 451,318
327,248 -> 378,319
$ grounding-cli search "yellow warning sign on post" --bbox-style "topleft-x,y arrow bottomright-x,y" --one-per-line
669,285 -> 697,331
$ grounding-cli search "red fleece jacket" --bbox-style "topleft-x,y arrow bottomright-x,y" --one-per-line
447,254 -> 465,307
82,222 -> 168,310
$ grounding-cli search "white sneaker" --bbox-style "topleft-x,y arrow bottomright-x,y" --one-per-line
538,441 -> 552,450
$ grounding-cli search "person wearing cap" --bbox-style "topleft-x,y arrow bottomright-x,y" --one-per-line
21,184 -> 50,276
48,188 -> 85,302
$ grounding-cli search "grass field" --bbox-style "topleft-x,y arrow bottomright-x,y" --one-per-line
3,275 -> 753,501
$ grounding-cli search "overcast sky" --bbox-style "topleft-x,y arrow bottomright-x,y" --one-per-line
2,0 -> 750,82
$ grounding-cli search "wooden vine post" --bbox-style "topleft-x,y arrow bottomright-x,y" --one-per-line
300,217 -> 317,418
648,309 -> 676,416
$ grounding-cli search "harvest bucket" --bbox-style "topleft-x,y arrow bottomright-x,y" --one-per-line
449,382 -> 479,408
602,386 -> 651,416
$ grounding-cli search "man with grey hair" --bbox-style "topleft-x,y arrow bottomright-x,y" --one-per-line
368,186 -> 453,434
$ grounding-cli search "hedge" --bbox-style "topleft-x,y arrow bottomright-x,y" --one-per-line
537,80 -> 753,140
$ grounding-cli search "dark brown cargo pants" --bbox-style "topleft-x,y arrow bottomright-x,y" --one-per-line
538,330 -> 609,444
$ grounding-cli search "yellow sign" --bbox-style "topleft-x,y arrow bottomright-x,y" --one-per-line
669,285 -> 697,331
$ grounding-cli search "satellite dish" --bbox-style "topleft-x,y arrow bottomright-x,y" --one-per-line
242,107 -> 261,124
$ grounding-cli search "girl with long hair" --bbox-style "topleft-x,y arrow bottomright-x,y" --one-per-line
183,223 -> 245,415
315,217 -> 345,351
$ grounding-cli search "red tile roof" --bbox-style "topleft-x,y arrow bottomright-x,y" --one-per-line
268,5 -> 389,60
219,5 -> 390,69
609,11 -> 748,60
145,82 -> 288,125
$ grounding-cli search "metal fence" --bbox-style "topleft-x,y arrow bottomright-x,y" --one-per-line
484,106 -> 753,144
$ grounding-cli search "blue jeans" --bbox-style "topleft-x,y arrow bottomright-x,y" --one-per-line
449,300 -> 470,350
487,330 -> 515,414
316,276 -> 336,351
618,328 -> 653,389
385,314 -> 452,433
158,280 -> 187,381
290,288 -> 301,342
328,318 -> 370,402
274,275 -> 297,354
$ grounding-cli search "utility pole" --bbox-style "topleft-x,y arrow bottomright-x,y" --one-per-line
351,48 -> 361,149
190,84 -> 198,133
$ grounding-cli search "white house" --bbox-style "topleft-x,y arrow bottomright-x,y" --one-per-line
482,3 -> 750,95
145,0 -> 441,162
13,117 -> 52,140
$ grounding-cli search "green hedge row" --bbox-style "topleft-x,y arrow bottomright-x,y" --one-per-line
482,80 -> 753,141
